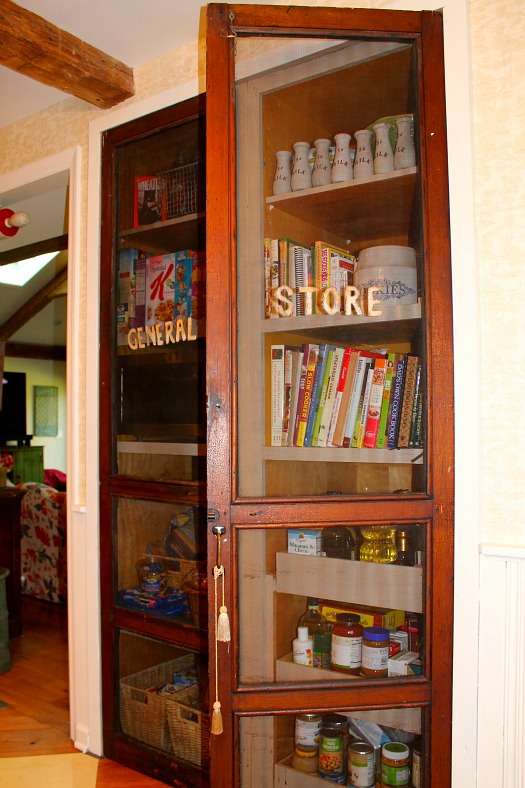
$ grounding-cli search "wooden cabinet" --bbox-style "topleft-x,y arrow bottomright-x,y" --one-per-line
205,4 -> 453,787
99,5 -> 453,786
1,445 -> 44,485
99,95 -> 209,787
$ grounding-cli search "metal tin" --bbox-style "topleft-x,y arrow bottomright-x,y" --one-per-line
348,740 -> 375,786
318,726 -> 346,783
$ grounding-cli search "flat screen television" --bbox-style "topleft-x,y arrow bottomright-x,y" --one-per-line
0,371 -> 28,444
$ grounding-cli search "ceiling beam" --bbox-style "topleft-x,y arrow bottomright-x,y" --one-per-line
0,266 -> 67,342
0,234 -> 68,267
0,0 -> 134,109
5,341 -> 66,361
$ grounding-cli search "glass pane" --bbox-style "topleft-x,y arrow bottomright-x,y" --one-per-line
118,630 -> 209,766
114,496 -> 207,628
239,707 -> 425,786
112,116 -> 206,480
235,36 -> 426,498
238,525 -> 426,685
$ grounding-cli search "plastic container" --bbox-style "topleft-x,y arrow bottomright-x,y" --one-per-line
381,742 -> 410,786
293,626 -> 313,666
361,627 -> 389,677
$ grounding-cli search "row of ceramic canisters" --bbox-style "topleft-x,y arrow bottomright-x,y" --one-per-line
355,244 -> 417,306
272,116 -> 415,195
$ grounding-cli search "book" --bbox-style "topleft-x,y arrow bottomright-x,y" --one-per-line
409,366 -> 424,448
342,354 -> 375,448
352,362 -> 375,448
310,346 -> 335,447
326,346 -> 354,447
397,354 -> 420,448
268,238 -> 280,317
316,346 -> 345,448
313,240 -> 356,308
330,347 -> 359,447
270,345 -> 285,446
376,353 -> 397,449
387,356 -> 407,449
408,360 -> 423,448
295,344 -> 320,446
292,244 -> 311,315
287,348 -> 304,446
281,347 -> 294,447
304,343 -> 333,447
134,176 -> 165,227
363,357 -> 389,448
263,237 -> 272,318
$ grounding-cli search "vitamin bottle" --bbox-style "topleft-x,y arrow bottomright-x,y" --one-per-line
381,742 -> 410,786
361,626 -> 389,677
330,613 -> 363,674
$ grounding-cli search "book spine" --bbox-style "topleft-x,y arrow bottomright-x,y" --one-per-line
408,361 -> 423,448
269,239 -> 280,318
287,349 -> 304,446
376,353 -> 396,449
304,343 -> 330,447
353,363 -> 375,448
281,347 -> 293,447
263,237 -> 271,319
296,345 -> 319,447
326,346 -> 352,446
410,368 -> 424,448
387,357 -> 407,449
317,347 -> 345,448
363,358 -> 388,449
342,356 -> 367,448
311,347 -> 335,447
397,355 -> 419,448
293,245 -> 308,316
292,345 -> 309,445
331,349 -> 359,447
270,345 -> 285,446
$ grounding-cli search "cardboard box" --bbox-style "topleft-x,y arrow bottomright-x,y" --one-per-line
388,650 -> 422,676
287,529 -> 323,555
319,602 -> 405,631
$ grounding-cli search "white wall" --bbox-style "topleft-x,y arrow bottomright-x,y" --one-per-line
3,356 -> 67,472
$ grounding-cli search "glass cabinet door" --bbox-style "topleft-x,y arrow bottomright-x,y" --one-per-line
99,96 -> 209,787
206,5 -> 453,787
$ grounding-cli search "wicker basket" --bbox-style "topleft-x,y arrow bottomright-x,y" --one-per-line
119,654 -> 195,752
166,684 -> 209,767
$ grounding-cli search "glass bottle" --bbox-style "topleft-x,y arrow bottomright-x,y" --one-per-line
359,526 -> 397,563
322,526 -> 355,560
395,528 -> 415,566
298,597 -> 328,635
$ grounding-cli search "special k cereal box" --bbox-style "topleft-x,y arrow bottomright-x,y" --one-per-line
146,254 -> 177,326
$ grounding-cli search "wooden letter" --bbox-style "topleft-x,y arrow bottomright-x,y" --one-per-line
367,286 -> 382,317
187,317 -> 197,340
155,323 -> 164,345
175,319 -> 187,342
320,286 -> 340,315
127,328 -> 138,350
137,327 -> 146,349
164,321 -> 174,344
343,286 -> 363,315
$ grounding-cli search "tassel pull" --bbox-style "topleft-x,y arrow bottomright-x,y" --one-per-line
211,700 -> 223,735
217,604 -> 231,642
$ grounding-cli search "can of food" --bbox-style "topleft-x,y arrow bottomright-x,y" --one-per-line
294,712 -> 322,752
348,740 -> 375,786
318,726 -> 346,783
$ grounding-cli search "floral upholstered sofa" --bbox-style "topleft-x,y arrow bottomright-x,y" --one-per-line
18,482 -> 67,604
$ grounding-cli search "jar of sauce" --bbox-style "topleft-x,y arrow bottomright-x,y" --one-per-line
361,626 -> 389,677
331,613 -> 363,674
295,712 -> 322,752
291,746 -> 319,774
381,742 -> 410,786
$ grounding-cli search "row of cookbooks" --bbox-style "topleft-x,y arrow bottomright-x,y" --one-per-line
270,343 -> 423,450
264,237 -> 355,317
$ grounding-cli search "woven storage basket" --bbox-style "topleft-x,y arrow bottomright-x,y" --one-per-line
143,555 -> 205,591
119,654 -> 195,752
158,162 -> 203,219
166,684 -> 209,767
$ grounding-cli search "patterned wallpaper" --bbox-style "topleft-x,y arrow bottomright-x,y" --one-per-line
1,1 -> 521,544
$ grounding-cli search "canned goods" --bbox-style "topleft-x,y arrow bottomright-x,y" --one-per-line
318,726 -> 346,783
295,712 -> 322,752
348,740 -> 375,786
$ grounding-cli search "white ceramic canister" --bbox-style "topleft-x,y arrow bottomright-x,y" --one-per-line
358,245 -> 416,269
394,116 -> 416,170
331,133 -> 354,183
311,138 -> 332,187
354,265 -> 417,305
272,149 -> 292,195
353,129 -> 374,178
291,141 -> 312,191
373,122 -> 394,175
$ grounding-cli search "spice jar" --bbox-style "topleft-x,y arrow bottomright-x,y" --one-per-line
381,742 -> 410,786
331,613 -> 363,674
361,626 -> 389,677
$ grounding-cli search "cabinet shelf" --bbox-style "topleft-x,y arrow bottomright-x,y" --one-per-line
276,551 -> 423,613
119,211 -> 206,255
263,446 -> 423,465
266,168 -> 418,248
114,607 -> 208,652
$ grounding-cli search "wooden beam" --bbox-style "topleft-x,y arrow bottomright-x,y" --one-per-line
0,234 -> 68,267
0,267 -> 67,342
5,341 -> 66,361
0,0 -> 134,109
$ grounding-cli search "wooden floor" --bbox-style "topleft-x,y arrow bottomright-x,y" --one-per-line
0,596 -> 165,786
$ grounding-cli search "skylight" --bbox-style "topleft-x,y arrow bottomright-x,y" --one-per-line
0,251 -> 59,286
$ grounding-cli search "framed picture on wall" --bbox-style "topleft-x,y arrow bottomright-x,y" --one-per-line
34,385 -> 58,437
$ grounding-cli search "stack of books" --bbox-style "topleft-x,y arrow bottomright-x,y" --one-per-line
270,343 -> 423,450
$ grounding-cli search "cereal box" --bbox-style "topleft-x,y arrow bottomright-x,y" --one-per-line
146,254 -> 177,326
319,602 -> 405,630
